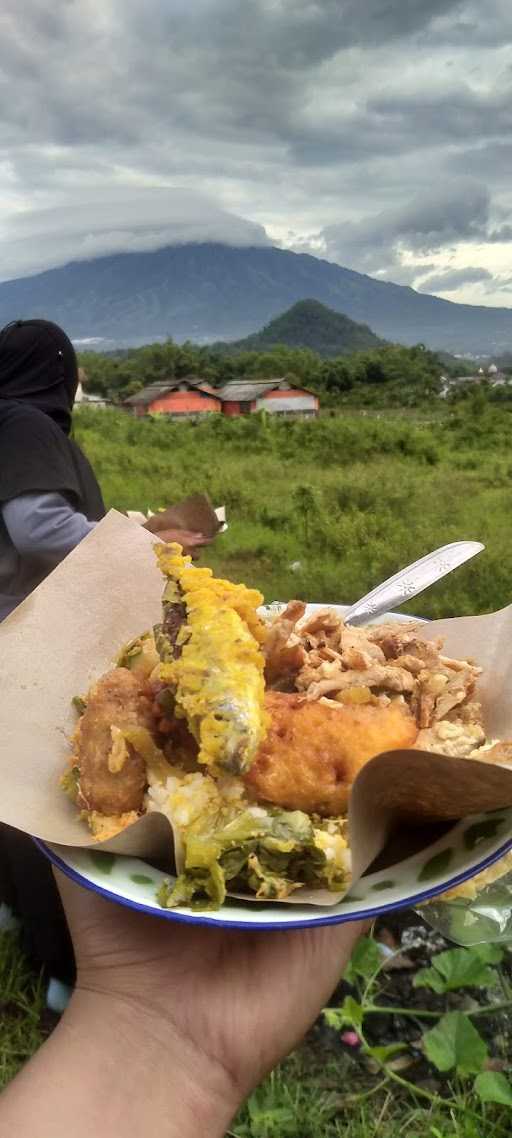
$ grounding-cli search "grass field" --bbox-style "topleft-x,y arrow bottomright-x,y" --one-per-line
75,399 -> 512,618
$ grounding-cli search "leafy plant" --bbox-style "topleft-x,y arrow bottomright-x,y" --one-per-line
292,483 -> 317,547
414,944 -> 503,994
324,936 -> 512,1114
474,1072 -> 512,1106
423,1012 -> 488,1076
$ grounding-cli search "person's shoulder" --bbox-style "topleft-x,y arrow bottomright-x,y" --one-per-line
0,403 -> 62,441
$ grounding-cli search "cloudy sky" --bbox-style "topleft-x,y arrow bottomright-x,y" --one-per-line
1,0 -> 512,305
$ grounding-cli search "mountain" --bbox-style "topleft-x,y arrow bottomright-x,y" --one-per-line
0,242 -> 512,353
214,299 -> 385,356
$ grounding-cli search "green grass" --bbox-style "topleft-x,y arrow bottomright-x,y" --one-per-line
232,1048 -> 512,1137
0,930 -> 45,1090
75,402 -> 512,617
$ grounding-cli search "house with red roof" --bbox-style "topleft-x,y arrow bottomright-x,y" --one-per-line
124,376 -> 319,419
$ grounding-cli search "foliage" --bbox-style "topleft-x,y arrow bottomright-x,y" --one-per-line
414,944 -> 503,994
474,1073 -> 512,1107
423,1013 -> 488,1077
3,920 -> 512,1134
323,935 -> 512,1115
78,335 -> 444,406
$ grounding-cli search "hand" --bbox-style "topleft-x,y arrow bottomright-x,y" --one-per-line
142,521 -> 210,557
146,525 -> 211,557
57,872 -> 365,1131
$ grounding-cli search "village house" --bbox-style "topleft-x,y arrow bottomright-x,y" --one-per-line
439,363 -> 510,398
124,377 -> 222,418
124,376 -> 319,418
217,378 -> 319,417
74,368 -> 112,408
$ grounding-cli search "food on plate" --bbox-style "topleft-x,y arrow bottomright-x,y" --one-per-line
269,605 -> 485,759
155,543 -> 267,774
244,691 -> 417,816
74,669 -> 151,816
437,849 -> 512,902
63,546 -> 505,909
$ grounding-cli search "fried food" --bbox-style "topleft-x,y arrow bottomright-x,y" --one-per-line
244,691 -> 418,816
75,668 -> 154,815
265,607 -> 483,758
155,543 -> 268,774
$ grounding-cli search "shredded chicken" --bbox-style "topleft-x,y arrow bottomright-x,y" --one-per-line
264,607 -> 484,758
301,664 -> 416,701
264,601 -> 307,689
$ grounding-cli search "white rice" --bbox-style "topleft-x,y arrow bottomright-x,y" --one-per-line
145,768 -> 247,833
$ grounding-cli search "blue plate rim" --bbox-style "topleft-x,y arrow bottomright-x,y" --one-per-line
35,829 -> 512,932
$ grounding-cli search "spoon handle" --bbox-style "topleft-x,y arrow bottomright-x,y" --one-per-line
343,541 -> 485,627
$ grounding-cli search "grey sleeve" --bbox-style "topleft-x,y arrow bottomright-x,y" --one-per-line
1,491 -> 97,559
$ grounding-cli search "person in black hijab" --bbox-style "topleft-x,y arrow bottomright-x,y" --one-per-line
0,319 -> 107,985
0,319 -> 105,621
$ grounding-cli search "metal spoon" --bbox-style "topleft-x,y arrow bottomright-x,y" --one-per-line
343,541 -> 485,627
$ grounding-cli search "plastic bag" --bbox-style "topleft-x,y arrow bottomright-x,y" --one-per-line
418,866 -> 512,945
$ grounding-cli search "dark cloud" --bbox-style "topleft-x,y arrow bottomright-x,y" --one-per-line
417,266 -> 493,292
0,0 -> 510,297
321,181 -> 496,275
424,0 -> 512,47
365,87 -> 512,149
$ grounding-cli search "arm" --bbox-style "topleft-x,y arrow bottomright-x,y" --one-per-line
0,872 -> 366,1137
1,492 -> 96,560
0,988 -> 227,1138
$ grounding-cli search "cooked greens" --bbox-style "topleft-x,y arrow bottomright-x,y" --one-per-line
158,806 -> 349,910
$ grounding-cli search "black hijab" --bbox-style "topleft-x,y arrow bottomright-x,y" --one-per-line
0,319 -> 105,519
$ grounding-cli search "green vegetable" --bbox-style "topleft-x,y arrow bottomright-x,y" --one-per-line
158,861 -> 226,910
117,631 -> 159,675
159,807 -> 349,911
344,936 -> 382,985
60,766 -> 80,803
72,696 -> 87,715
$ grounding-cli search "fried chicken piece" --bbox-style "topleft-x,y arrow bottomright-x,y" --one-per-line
369,626 -> 440,661
76,668 -> 153,815
300,609 -> 343,642
243,691 -> 418,816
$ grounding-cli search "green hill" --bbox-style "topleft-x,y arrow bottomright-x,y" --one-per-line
215,299 -> 386,357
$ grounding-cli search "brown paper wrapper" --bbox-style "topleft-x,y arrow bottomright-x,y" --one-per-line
2,510 -> 512,905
